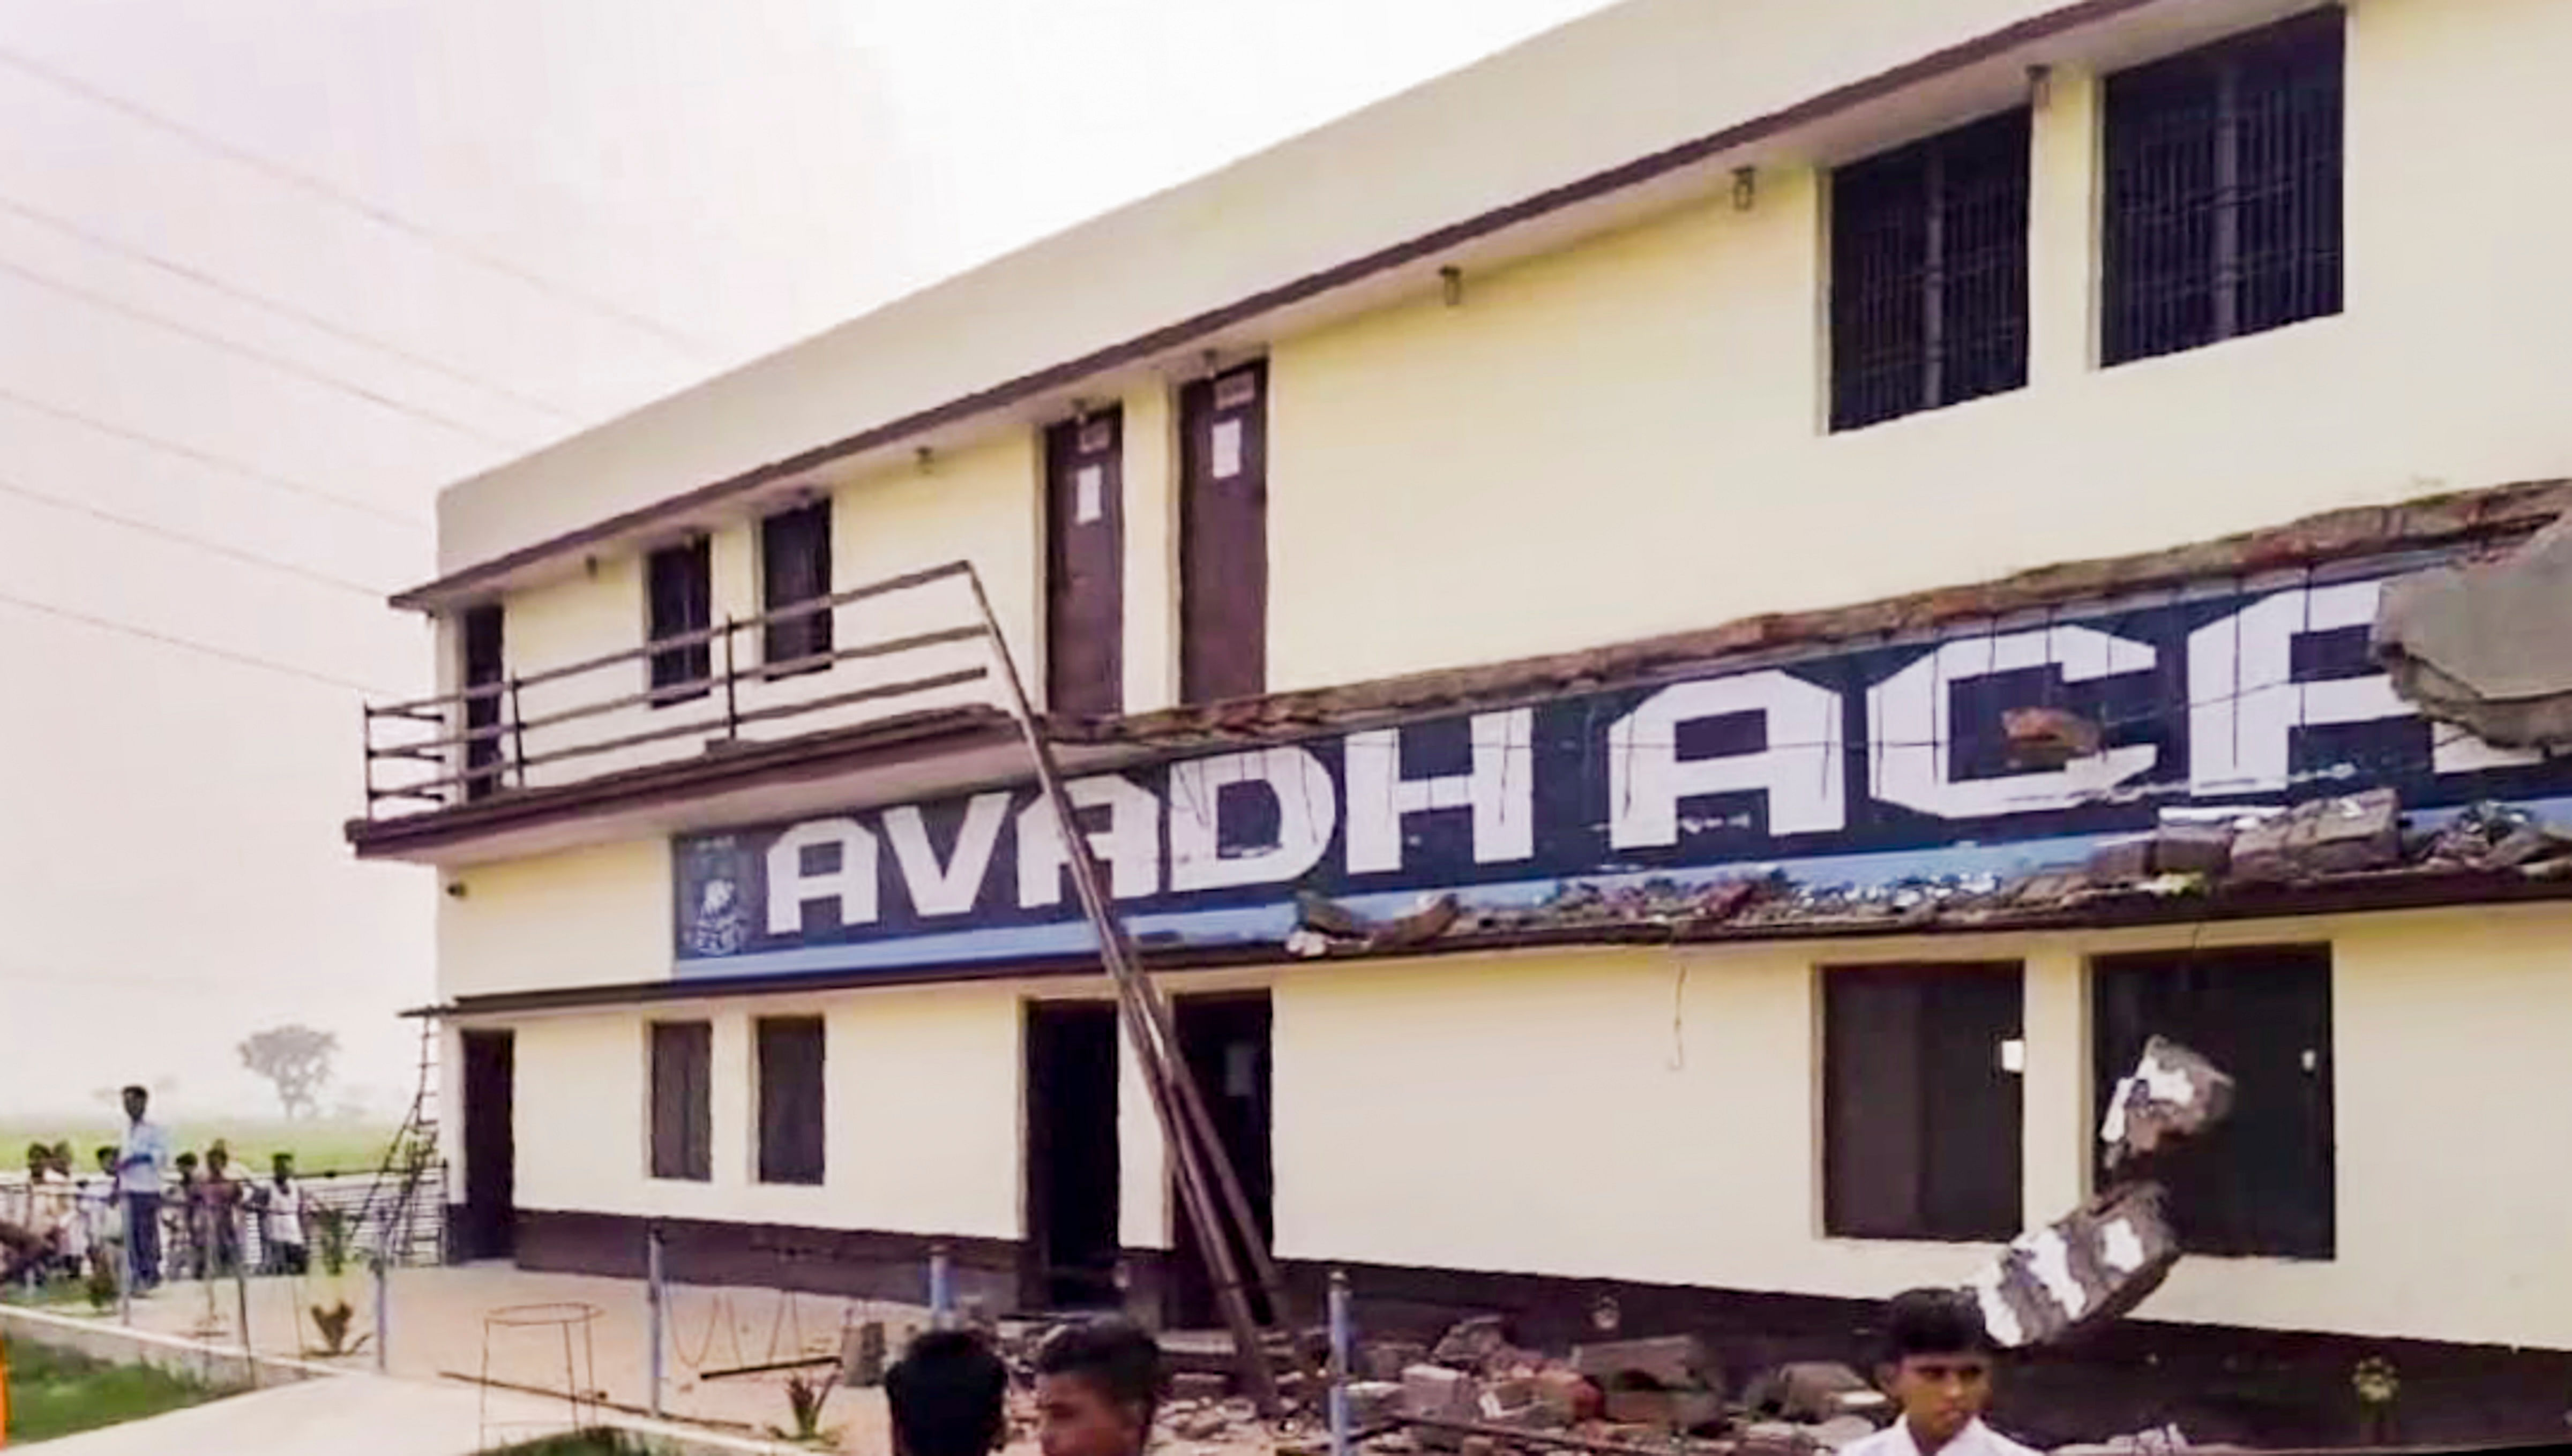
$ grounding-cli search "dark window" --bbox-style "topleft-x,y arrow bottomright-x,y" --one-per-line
760,502 -> 834,674
648,1022 -> 712,1182
1824,962 -> 2024,1242
2092,945 -> 2334,1259
1829,109 -> 2030,432
460,603 -> 506,801
646,538 -> 713,702
2103,9 -> 2345,366
756,1016 -> 826,1185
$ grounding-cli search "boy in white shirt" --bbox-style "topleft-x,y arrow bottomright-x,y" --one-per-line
1841,1288 -> 2043,1456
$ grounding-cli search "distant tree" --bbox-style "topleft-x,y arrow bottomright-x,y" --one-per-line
237,1025 -> 339,1121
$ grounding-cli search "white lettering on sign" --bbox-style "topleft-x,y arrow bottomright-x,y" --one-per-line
1169,746 -> 1339,892
1018,775 -> 1161,909
1607,672 -> 1846,847
766,817 -> 879,934
883,792 -> 1009,917
1344,709 -> 1535,874
1869,626 -> 2158,819
2187,582 -> 2539,794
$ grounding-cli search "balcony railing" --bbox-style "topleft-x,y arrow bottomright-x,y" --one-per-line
361,560 -> 1001,819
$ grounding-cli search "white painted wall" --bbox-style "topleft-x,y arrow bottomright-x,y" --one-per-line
438,839 -> 670,1000
1272,904 -> 2572,1352
509,980 -> 1022,1238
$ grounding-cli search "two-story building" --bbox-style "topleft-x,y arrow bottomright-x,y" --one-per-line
354,0 -> 2572,1442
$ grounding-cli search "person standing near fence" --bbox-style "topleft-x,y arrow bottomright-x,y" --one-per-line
114,1085 -> 170,1292
199,1142 -> 243,1279
255,1152 -> 309,1275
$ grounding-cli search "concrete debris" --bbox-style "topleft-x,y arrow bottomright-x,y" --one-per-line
2085,824 -> 2232,885
1171,1371 -> 1233,1403
1294,892 -> 1464,957
1532,1368 -> 1605,1425
1601,1387 -> 1724,1432
1407,1364 -> 1486,1429
2424,800 -> 2572,870
1169,1405 -> 1239,1442
1347,1381 -> 1407,1429
1570,1335 -> 1718,1396
2003,706 -> 2103,768
1761,1364 -> 1887,1425
1808,1416 -> 1881,1452
2230,789 -> 2401,883
2100,1037 -> 2235,1168
1964,1181 -> 2181,1349
2375,514 -> 2572,748
1366,1341 -> 1433,1381
1432,1316 -> 1516,1370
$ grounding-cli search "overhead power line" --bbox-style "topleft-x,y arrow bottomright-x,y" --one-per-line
0,41 -> 712,359
0,187 -> 584,425
0,250 -> 534,451
0,586 -> 399,695
0,472 -> 387,597
0,382 -> 429,528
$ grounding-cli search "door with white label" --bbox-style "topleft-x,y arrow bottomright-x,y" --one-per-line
1045,408 -> 1124,716
1180,362 -> 1268,703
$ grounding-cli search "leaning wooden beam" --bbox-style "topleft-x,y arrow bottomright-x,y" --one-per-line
963,567 -> 1285,1416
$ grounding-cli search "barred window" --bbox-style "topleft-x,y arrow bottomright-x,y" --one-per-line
760,501 -> 834,674
2103,9 -> 2345,366
1829,108 -> 2030,432
646,537 -> 713,703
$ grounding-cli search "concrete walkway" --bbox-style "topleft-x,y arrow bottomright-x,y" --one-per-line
25,1371 -> 581,1455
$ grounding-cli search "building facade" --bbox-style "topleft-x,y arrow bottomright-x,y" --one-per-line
354,0 -> 2572,1442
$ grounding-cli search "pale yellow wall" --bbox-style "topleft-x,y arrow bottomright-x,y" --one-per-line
1273,905 -> 2572,1352
1265,0 -> 2572,689
438,839 -> 670,1000
453,431 -> 1038,794
437,0 -> 2130,571
508,981 -> 1022,1237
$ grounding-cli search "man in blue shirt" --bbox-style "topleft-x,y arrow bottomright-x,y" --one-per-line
114,1085 -> 169,1292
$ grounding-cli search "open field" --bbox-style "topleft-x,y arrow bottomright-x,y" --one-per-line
0,1119 -> 401,1177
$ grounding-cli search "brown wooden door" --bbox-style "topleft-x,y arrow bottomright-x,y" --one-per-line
1045,410 -> 1124,717
459,1029 -> 515,1260
1179,362 -> 1268,703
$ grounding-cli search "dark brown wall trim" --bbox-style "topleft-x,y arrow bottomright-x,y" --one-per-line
502,1207 -> 2572,1447
395,0 -> 2182,614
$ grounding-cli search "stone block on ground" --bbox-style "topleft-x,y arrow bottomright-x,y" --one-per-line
1170,1371 -> 1231,1402
1404,1364 -> 1483,1423
1812,1416 -> 1881,1450
1570,1334 -> 1717,1394
1347,1380 -> 1406,1429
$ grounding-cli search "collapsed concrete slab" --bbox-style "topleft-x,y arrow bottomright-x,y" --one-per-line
1965,1181 -> 2182,1350
2100,1036 -> 2237,1170
2374,515 -> 2572,748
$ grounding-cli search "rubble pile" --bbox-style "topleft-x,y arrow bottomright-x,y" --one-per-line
1285,793 -> 2572,959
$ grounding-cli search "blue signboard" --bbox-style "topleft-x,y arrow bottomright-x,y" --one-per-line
672,556 -> 2572,980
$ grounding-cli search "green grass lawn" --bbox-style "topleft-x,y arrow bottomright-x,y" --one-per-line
2,1335 -> 230,1443
0,1119 -> 399,1178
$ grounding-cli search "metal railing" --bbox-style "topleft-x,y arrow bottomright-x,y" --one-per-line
362,560 -> 994,819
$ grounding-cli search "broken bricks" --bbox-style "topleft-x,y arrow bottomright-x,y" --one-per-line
1569,1334 -> 1716,1394
2229,788 -> 2402,882
1762,1363 -> 1887,1425
1964,1181 -> 2181,1349
2100,1036 -> 2236,1168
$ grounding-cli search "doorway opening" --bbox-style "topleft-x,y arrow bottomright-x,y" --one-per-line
458,1029 -> 516,1262
1168,991 -> 1274,1329
1025,1001 -> 1123,1310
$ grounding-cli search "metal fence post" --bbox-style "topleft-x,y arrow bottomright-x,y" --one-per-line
373,1254 -> 390,1374
1328,1271 -> 1352,1456
929,1244 -> 953,1330
231,1208 -> 257,1389
646,1222 -> 667,1420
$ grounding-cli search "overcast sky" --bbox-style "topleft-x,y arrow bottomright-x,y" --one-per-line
0,0 -> 1614,1123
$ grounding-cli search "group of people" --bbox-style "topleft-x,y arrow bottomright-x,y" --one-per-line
890,1289 -> 2032,1456
2,1085 -> 315,1294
